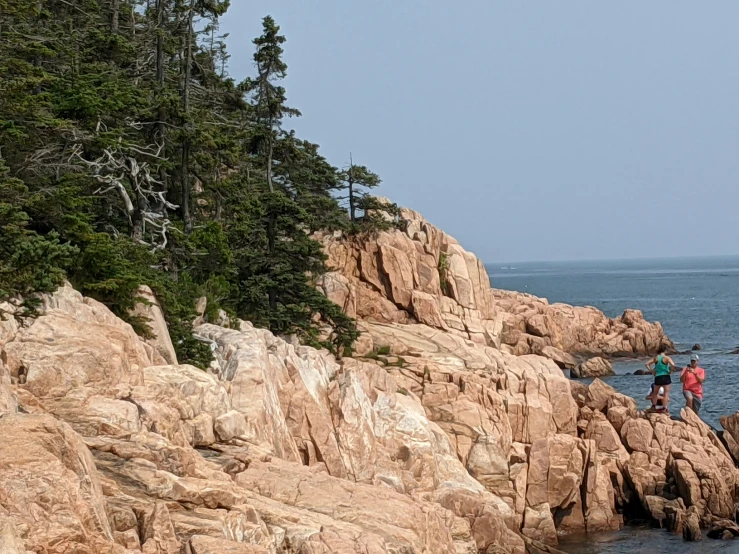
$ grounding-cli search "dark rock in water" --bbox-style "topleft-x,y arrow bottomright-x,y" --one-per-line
707,519 -> 739,539
692,344 -> 702,351
633,369 -> 649,376
731,348 -> 739,355
625,372 -> 632,376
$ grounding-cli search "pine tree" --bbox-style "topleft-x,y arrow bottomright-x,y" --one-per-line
241,16 -> 301,194
240,16 -> 300,313
0,3 -> 363,363
274,132 -> 348,232
340,156 -> 382,223
0,160 -> 76,309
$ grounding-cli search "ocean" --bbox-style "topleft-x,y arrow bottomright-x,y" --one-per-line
487,256 -> 739,553
487,256 -> 739,428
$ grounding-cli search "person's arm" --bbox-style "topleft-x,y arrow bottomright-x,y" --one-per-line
645,356 -> 656,373
695,369 -> 705,384
680,368 -> 688,383
665,355 -> 676,372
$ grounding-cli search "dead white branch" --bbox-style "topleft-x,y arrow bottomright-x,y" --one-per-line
70,143 -> 178,251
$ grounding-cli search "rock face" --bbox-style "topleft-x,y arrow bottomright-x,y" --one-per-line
318,207 -> 673,364
618,401 -> 739,532
131,285 -> 178,365
0,274 -> 733,553
0,208 -> 726,553
0,285 -> 519,553
571,357 -> 614,379
719,412 -> 739,464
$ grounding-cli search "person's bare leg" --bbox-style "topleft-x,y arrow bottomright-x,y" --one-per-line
685,393 -> 693,411
663,385 -> 671,411
645,387 -> 657,411
645,387 -> 659,412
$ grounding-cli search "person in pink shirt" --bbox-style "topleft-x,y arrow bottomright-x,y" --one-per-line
681,353 -> 705,413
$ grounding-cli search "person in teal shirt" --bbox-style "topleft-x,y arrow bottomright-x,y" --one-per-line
645,345 -> 675,413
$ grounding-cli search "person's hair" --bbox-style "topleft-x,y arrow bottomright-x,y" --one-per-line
658,344 -> 668,354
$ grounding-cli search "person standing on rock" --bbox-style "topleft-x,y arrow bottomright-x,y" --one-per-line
646,345 -> 675,411
680,353 -> 705,413
646,383 -> 667,413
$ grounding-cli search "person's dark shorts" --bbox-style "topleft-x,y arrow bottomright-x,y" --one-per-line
655,375 -> 672,386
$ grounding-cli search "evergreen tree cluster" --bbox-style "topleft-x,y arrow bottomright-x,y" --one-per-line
0,0 -> 395,366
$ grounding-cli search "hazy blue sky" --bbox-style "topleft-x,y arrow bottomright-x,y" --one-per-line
222,2 -> 739,263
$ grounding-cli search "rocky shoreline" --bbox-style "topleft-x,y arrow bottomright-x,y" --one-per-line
0,206 -> 737,554
318,205 -> 673,369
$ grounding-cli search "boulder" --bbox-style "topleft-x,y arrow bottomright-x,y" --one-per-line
584,411 -> 629,465
571,357 -> 614,379
707,519 -> 739,540
131,285 -> 178,365
410,290 -> 445,328
585,379 -> 618,412
569,380 -> 589,408
619,408 -> 739,534
0,414 -> 120,554
522,504 -> 558,546
720,412 -> 739,463
621,418 -> 654,453
538,346 -> 577,370
3,284 -> 159,399
583,451 -> 622,532
214,410 -> 248,442
683,507 -> 702,541
606,394 -> 638,434
526,435 -> 585,511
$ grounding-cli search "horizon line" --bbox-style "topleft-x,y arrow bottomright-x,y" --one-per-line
485,253 -> 739,266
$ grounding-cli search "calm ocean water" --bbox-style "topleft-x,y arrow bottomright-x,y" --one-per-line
488,256 -> 739,428
487,257 -> 739,553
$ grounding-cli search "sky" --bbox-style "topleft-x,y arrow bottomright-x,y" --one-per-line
221,1 -> 739,263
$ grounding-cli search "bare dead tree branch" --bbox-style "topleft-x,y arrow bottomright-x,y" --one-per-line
70,143 -> 178,251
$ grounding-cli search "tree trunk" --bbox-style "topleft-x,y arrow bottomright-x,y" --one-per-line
131,191 -> 147,242
155,0 -> 168,200
348,158 -> 356,222
266,124 -> 277,313
180,5 -> 194,233
266,126 -> 274,193
111,0 -> 120,32
215,191 -> 222,220
267,213 -> 276,313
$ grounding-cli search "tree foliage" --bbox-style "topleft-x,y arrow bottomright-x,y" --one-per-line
0,2 -> 388,365
339,158 -> 400,233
